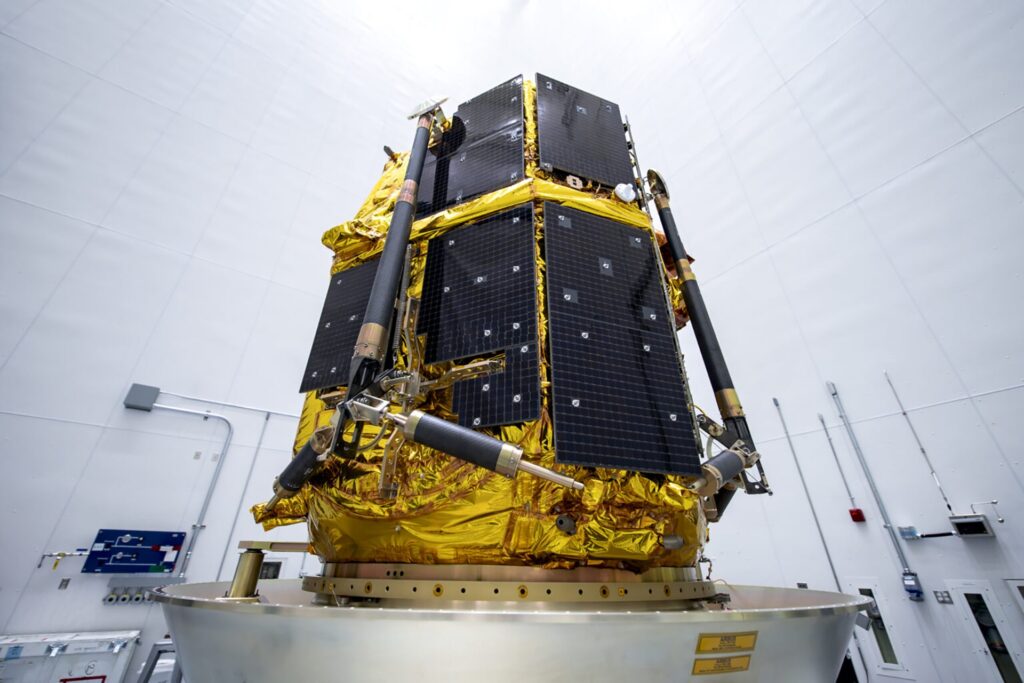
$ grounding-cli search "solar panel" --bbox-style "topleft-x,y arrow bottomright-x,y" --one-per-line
452,342 -> 540,428
299,259 -> 379,393
416,76 -> 525,217
417,203 -> 537,364
535,73 -> 635,189
543,203 -> 701,475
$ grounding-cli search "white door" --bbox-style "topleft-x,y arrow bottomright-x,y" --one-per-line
947,579 -> 1024,683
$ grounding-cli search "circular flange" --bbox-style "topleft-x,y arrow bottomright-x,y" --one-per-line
302,574 -> 717,605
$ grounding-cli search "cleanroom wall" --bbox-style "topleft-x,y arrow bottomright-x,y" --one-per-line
1,1 -> 1022,680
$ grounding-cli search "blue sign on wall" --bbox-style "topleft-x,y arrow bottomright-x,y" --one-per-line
82,529 -> 186,574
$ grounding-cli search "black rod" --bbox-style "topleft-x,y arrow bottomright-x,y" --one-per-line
349,113 -> 433,392
265,109 -> 438,509
648,170 -> 763,511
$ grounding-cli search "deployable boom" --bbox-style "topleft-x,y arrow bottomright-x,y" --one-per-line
648,169 -> 769,518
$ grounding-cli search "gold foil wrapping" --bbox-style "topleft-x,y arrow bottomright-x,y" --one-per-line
252,80 -> 705,570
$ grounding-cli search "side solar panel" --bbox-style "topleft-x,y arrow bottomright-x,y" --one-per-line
418,203 -> 540,427
417,76 -> 525,217
418,203 -> 536,363
452,342 -> 540,428
543,203 -> 701,475
535,73 -> 634,188
299,259 -> 378,393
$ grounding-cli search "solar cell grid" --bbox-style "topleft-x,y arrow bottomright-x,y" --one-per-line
535,73 -> 635,189
417,203 -> 537,364
452,342 -> 540,428
300,259 -> 379,393
543,203 -> 701,475
416,76 -> 525,217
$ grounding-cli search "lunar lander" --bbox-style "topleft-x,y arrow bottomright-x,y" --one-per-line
154,75 -> 866,682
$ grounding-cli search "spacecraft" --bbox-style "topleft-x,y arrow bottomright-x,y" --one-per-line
153,74 -> 867,681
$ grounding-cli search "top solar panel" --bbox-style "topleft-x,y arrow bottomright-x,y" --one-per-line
300,259 -> 379,393
535,73 -> 635,188
417,76 -> 525,217
543,203 -> 701,476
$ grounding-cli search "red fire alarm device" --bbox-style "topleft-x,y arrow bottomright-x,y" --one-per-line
849,508 -> 866,522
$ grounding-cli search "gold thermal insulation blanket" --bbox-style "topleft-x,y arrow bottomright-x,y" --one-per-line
253,80 -> 704,570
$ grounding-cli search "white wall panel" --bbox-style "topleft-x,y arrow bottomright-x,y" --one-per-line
858,139 -> 1024,396
0,413 -> 104,632
98,2 -> 225,111
0,78 -> 173,223
743,0 -> 862,80
226,283 -> 320,414
249,75 -> 338,173
168,0 -> 253,35
769,204 -> 961,415
670,140 -> 765,282
0,197 -> 94,365
692,9 -> 783,131
0,35 -> 89,173
3,0 -> 160,73
723,87 -> 850,244
179,38 -> 285,143
869,0 -> 1024,133
192,148 -> 307,277
126,259 -> 269,403
0,229 -> 186,424
102,114 -> 246,252
788,20 -> 965,197
975,107 -> 1024,194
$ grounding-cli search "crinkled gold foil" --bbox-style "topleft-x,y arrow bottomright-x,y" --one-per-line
252,80 -> 704,570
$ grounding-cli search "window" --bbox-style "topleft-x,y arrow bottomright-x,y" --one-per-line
259,561 -> 282,580
965,593 -> 1023,683
859,588 -> 899,665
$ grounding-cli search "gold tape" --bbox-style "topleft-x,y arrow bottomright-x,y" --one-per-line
696,631 -> 758,654
677,258 -> 697,283
692,656 -> 751,675
715,388 -> 745,419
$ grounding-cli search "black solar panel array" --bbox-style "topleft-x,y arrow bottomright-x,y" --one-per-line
452,341 -> 540,428
416,76 -> 525,217
300,259 -> 379,393
535,73 -> 635,189
417,203 -> 540,428
543,203 -> 701,475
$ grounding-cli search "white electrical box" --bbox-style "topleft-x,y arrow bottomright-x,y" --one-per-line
0,630 -> 139,683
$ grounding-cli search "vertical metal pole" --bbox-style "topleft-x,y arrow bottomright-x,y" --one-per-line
150,403 -> 234,578
774,398 -> 869,676
773,399 -> 843,590
818,414 -> 858,509
828,382 -> 917,581
883,370 -> 955,514
216,411 -> 271,581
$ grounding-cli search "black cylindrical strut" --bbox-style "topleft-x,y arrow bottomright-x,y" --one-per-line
349,113 -> 434,390
648,170 -> 758,513
265,110 -> 439,511
401,410 -> 520,477
275,440 -> 322,494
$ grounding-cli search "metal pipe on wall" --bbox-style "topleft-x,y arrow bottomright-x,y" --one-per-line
216,411 -> 271,581
774,398 -> 868,676
818,414 -> 858,510
150,403 -> 234,578
827,381 -> 923,601
883,370 -> 954,514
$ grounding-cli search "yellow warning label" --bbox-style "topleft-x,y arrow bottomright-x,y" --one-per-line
692,655 -> 752,675
696,631 -> 758,654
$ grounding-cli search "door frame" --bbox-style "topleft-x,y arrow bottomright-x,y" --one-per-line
946,578 -> 1024,682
